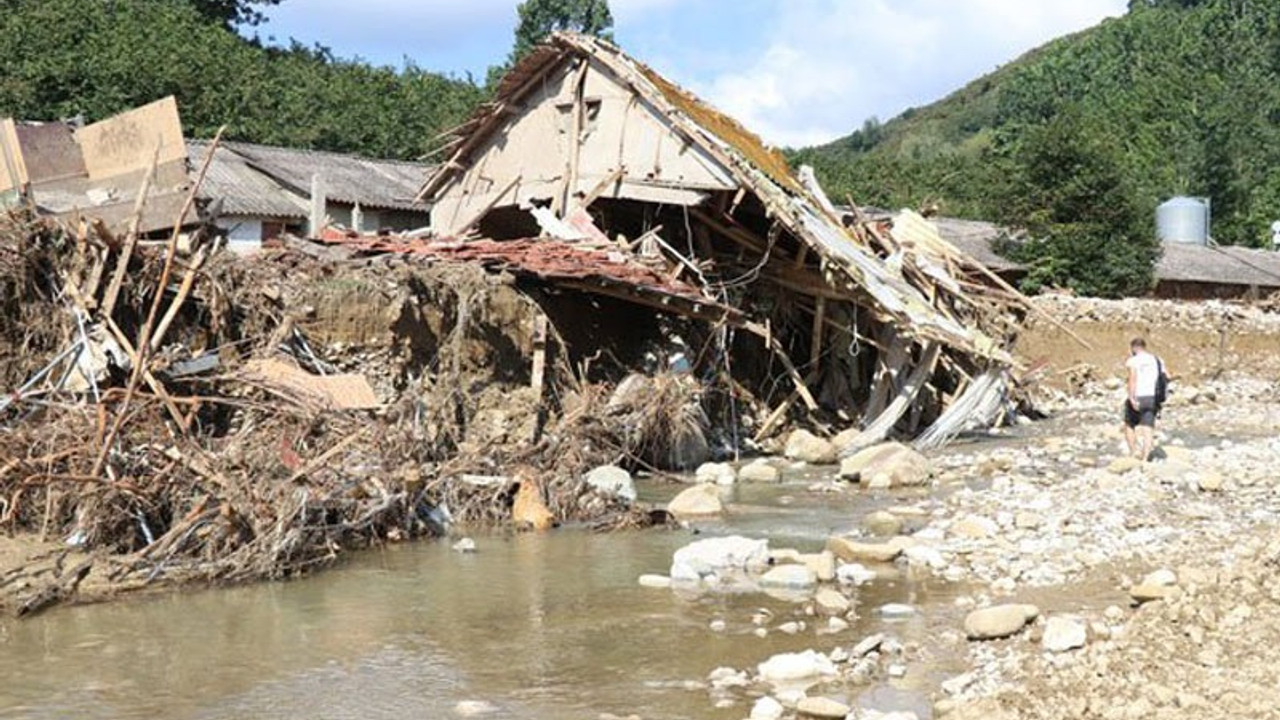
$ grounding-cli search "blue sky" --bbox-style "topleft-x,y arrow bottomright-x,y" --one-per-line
252,0 -> 1128,147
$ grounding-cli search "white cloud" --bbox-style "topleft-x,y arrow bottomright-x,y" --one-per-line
692,0 -> 1128,147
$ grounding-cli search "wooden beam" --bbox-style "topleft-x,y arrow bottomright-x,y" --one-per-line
560,59 -> 591,216
743,321 -> 819,412
581,166 -> 625,208
448,175 -> 521,237
809,295 -> 826,370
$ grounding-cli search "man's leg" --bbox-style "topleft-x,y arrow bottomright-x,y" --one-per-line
1122,403 -> 1139,457
1137,426 -> 1153,461
1124,424 -> 1138,457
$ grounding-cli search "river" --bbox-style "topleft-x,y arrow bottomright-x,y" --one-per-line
0,478 -> 972,720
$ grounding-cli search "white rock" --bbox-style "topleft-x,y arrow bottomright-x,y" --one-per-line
785,429 -> 837,465
864,510 -> 904,536
750,696 -> 785,720
760,564 -> 819,589
1042,615 -> 1088,652
847,635 -> 882,661
964,604 -> 1040,640
799,551 -> 837,582
757,650 -> 838,683
637,574 -> 671,589
1144,569 -> 1178,587
879,603 -> 916,618
796,696 -> 851,719
776,689 -> 807,708
454,700 -> 498,716
739,460 -> 782,483
670,536 -> 769,581
708,666 -> 750,689
839,442 -> 933,487
451,537 -> 477,553
950,515 -> 999,539
903,545 -> 947,570
666,484 -> 724,517
837,563 -> 877,586
696,462 -> 738,486
583,465 -> 637,501
824,617 -> 850,634
814,587 -> 851,615
709,619 -> 727,633
826,536 -> 902,563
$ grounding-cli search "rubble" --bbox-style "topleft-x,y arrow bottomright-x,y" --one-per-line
1,35 -> 1052,620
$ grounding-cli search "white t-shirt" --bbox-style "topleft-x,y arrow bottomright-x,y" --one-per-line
1126,351 -> 1160,398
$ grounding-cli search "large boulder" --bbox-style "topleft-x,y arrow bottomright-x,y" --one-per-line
785,430 -> 837,465
839,442 -> 933,488
667,484 -> 723,517
739,459 -> 782,483
696,462 -> 738,485
964,604 -> 1040,640
826,536 -> 903,563
1042,615 -> 1088,652
756,650 -> 838,683
670,535 -> 769,582
759,564 -> 818,590
583,465 -> 636,502
796,697 -> 852,719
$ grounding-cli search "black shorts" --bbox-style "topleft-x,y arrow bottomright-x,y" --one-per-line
1123,397 -> 1157,428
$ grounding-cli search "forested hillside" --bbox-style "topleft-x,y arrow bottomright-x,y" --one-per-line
0,0 -> 484,160
793,0 -> 1280,296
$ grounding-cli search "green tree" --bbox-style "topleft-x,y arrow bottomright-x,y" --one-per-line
799,0 -> 1280,294
0,0 -> 484,160
190,0 -> 283,27
997,110 -> 1158,298
489,0 -> 613,85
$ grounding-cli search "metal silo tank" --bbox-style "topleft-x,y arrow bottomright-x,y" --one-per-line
1156,196 -> 1211,244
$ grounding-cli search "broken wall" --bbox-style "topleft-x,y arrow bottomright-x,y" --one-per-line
429,55 -> 735,235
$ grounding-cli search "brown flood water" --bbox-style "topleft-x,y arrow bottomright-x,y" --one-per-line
0,480 -> 972,720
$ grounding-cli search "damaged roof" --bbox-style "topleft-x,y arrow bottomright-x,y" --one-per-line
223,141 -> 431,212
1157,242 -> 1280,289
187,140 -> 307,219
422,33 -> 1011,363
316,232 -> 737,323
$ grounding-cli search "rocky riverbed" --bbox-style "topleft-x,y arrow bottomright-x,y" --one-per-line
637,369 -> 1280,720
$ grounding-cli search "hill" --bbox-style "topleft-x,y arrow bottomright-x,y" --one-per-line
792,0 -> 1280,296
0,0 -> 484,161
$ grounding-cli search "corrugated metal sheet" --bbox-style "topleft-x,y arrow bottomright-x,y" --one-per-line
223,141 -> 431,211
188,140 -> 307,219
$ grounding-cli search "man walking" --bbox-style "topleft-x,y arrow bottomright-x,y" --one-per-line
1123,337 -> 1163,461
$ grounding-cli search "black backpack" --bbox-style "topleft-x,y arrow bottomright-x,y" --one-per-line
1154,358 -> 1170,407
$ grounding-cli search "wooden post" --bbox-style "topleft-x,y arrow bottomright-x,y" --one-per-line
309,174 -> 326,238
530,314 -> 549,442
809,296 -> 827,370
351,202 -> 363,233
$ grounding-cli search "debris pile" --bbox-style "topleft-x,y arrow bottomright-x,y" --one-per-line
2,36 -> 1044,614
0,197 -> 666,614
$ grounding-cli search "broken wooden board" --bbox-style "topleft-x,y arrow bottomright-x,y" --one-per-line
241,358 -> 379,411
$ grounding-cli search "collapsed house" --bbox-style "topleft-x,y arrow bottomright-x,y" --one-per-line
412,33 -> 1032,451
